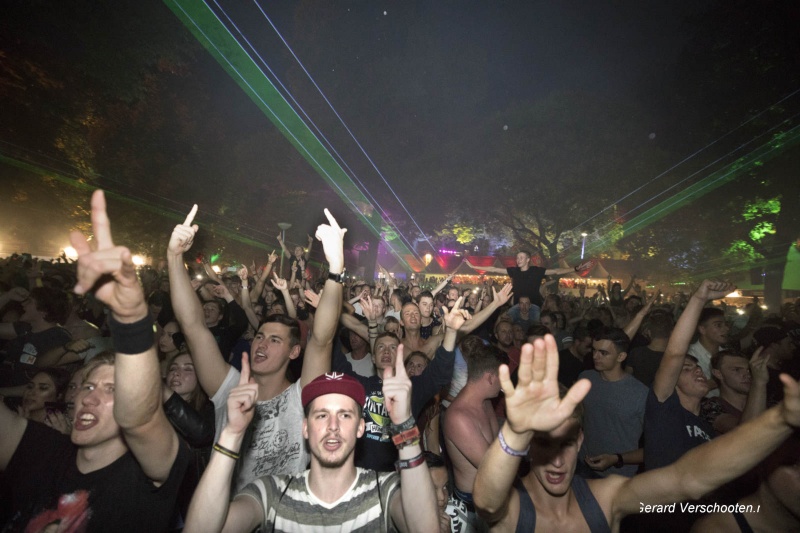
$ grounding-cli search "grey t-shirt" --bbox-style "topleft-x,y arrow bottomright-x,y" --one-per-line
212,367 -> 309,492
578,370 -> 648,477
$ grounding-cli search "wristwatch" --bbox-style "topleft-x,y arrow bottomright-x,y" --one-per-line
327,270 -> 346,283
614,453 -> 624,468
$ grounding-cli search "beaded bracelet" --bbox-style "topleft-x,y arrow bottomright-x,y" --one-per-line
213,442 -> 241,461
108,314 -> 155,355
498,429 -> 530,457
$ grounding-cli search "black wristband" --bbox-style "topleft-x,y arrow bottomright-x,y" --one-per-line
108,314 -> 156,355
614,453 -> 624,468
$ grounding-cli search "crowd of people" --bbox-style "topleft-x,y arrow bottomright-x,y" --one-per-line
1,189 -> 799,532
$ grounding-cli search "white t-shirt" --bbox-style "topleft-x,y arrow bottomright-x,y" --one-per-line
212,367 -> 309,491
345,351 -> 376,377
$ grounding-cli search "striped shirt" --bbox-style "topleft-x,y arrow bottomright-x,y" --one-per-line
239,468 -> 400,532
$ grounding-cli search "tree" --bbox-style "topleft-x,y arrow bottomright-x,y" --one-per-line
451,91 -> 669,264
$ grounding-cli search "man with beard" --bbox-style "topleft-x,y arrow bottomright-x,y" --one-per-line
184,346 -> 438,532
332,298 -> 464,471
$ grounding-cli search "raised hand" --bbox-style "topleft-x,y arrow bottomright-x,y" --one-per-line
304,289 -> 320,308
167,204 -> 199,256
749,347 -> 770,386
268,250 -> 278,265
210,283 -> 232,300
44,410 -> 72,435
585,453 -> 616,472
442,296 -> 471,331
225,353 -> 259,435
70,190 -> 147,321
492,283 -> 513,306
500,335 -> 591,434
779,373 -> 800,428
5,287 -> 30,302
238,265 -> 248,282
382,344 -> 412,424
360,294 -> 381,322
315,208 -> 346,272
641,288 -> 659,313
270,272 -> 288,291
694,279 -> 735,302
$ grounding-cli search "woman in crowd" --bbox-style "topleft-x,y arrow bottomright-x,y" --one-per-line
162,350 -> 214,524
159,320 -> 184,378
17,368 -> 70,424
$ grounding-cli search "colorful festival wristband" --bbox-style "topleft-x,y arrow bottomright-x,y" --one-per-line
498,429 -> 530,457
395,453 -> 425,472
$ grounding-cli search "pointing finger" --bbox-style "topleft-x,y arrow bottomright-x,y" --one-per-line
394,344 -> 407,378
239,352 -> 251,385
183,204 -> 198,226
323,208 -> 340,230
91,190 -> 114,250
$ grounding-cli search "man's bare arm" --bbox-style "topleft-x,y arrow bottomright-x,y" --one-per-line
340,312 -> 369,341
185,355 -> 264,533
270,274 -> 296,319
613,374 -> 799,519
460,284 -> 513,335
652,280 -> 733,402
465,259 -> 506,275
474,336 -> 592,524
385,346 -> 439,533
623,289 -> 657,341
73,190 -> 179,483
299,208 -> 346,388
167,205 -> 229,397
741,348 -> 769,423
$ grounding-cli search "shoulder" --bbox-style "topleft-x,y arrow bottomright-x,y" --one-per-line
587,475 -> 626,515
7,421 -> 73,475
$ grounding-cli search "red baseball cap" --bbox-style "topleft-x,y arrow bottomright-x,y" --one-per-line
302,372 -> 366,409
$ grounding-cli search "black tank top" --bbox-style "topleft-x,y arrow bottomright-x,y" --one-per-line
514,476 -> 610,533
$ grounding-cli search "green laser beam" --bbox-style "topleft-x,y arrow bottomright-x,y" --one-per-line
584,125 -> 800,257
164,0 -> 415,269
